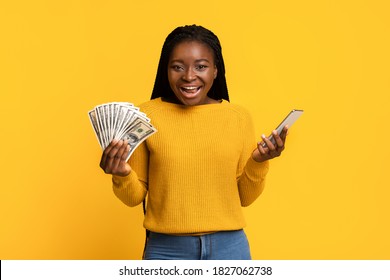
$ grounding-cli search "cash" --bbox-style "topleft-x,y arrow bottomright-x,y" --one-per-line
88,102 -> 157,161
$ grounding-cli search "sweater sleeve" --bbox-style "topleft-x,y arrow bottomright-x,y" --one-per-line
236,111 -> 270,207
111,141 -> 149,207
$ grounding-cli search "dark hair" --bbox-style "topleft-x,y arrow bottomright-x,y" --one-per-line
150,24 -> 229,102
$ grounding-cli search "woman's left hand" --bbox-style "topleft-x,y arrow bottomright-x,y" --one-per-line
252,126 -> 288,163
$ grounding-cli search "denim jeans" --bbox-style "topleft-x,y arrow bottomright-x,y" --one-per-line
143,229 -> 251,260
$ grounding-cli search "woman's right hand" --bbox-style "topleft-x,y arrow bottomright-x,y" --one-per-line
99,140 -> 131,177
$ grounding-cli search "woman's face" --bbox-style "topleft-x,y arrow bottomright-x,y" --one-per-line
167,40 -> 217,106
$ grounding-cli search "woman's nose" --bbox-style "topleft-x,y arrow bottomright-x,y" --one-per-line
182,68 -> 196,81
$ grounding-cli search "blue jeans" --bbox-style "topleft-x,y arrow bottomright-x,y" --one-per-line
143,230 -> 251,260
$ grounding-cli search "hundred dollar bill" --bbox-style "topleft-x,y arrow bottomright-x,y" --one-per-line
88,110 -> 103,148
121,119 -> 157,161
95,105 -> 110,148
111,102 -> 137,139
103,104 -> 111,143
115,106 -> 136,140
88,102 -> 157,160
117,113 -> 150,140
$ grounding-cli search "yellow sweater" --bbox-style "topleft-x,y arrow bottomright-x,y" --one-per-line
112,98 -> 269,234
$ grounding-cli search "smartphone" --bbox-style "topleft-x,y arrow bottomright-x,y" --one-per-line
261,109 -> 304,147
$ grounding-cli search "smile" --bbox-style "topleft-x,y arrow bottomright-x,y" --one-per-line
180,86 -> 202,95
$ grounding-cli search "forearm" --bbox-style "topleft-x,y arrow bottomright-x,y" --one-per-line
112,171 -> 147,207
237,157 -> 269,207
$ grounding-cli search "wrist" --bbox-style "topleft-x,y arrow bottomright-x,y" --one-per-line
252,149 -> 266,163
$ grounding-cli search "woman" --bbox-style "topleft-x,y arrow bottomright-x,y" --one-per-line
100,25 -> 288,260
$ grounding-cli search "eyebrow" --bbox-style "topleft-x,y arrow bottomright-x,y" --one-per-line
169,58 -> 211,64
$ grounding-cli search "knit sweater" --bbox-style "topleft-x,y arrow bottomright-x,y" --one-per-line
112,97 -> 269,234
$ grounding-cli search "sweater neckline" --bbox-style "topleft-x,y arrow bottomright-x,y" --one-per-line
157,97 -> 226,110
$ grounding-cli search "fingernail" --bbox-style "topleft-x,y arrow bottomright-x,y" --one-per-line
261,134 -> 266,139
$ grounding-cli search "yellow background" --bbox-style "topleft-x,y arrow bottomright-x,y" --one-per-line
1,0 -> 389,259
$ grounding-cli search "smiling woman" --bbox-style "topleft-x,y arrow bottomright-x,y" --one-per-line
99,24 -> 288,260
150,25 -> 229,104
167,41 -> 218,106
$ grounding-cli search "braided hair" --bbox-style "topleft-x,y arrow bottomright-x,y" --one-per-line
150,24 -> 230,102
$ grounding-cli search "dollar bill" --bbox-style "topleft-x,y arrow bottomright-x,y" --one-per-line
88,110 -> 103,148
121,119 -> 157,161
88,102 -> 157,160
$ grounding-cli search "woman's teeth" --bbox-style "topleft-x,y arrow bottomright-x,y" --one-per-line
181,87 -> 199,94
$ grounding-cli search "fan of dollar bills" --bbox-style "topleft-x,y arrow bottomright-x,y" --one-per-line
88,102 -> 157,161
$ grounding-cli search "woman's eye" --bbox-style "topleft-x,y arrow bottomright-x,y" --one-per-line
196,65 -> 208,70
172,65 -> 183,71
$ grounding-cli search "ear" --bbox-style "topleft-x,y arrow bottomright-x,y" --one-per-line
213,66 -> 218,79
